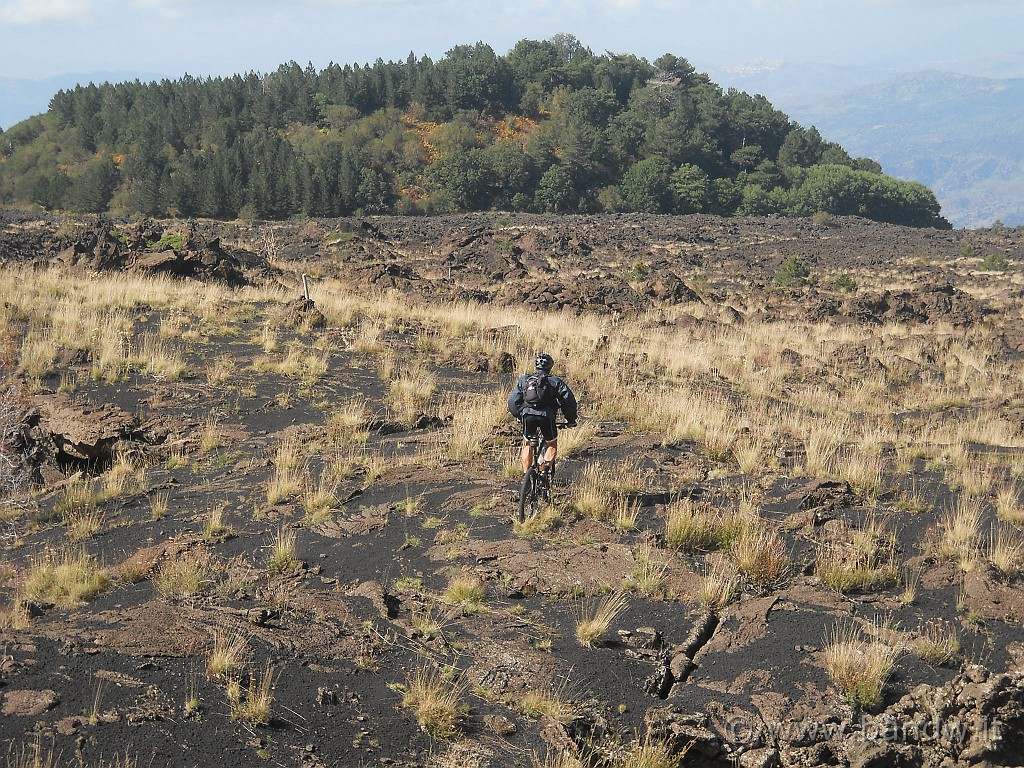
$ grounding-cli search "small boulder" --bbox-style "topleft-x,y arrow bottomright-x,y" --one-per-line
283,297 -> 326,329
484,713 -> 517,736
2,688 -> 59,716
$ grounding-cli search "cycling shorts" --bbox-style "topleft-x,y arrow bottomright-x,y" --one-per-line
522,414 -> 557,441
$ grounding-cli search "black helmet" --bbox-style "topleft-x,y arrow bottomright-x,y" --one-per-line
535,353 -> 554,372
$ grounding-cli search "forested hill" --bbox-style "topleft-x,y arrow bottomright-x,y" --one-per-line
0,36 -> 950,228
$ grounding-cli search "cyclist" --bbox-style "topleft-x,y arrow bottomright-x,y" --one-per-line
507,353 -> 578,476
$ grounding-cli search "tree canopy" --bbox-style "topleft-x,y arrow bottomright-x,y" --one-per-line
0,36 -> 950,228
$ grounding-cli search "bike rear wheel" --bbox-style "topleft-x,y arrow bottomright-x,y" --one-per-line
518,470 -> 539,523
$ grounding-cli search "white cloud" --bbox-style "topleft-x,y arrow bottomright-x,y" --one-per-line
0,0 -> 91,23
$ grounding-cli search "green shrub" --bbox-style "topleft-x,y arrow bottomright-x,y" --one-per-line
237,204 -> 259,225
621,259 -> 649,282
832,273 -> 857,292
980,253 -> 1009,272
146,233 -> 185,251
774,256 -> 811,288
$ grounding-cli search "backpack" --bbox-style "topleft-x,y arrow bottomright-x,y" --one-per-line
523,373 -> 554,408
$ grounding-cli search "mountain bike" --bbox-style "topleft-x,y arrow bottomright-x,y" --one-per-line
517,422 -> 571,524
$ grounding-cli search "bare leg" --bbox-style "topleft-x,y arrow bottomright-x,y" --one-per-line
540,439 -> 557,472
521,441 -> 534,473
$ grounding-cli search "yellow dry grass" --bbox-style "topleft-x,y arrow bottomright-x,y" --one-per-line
822,623 -> 899,709
575,591 -> 628,647
21,549 -> 110,608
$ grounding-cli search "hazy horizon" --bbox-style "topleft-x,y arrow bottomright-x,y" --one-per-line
2,0 -> 1022,83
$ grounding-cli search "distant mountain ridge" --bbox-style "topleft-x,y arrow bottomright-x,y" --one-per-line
796,71 -> 1024,229
712,63 -> 1024,228
710,60 -> 902,109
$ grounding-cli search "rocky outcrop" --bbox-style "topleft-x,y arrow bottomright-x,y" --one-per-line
497,278 -> 646,315
18,393 -> 172,480
48,219 -> 246,284
132,236 -> 246,285
54,220 -> 127,271
630,666 -> 1024,767
840,283 -> 992,327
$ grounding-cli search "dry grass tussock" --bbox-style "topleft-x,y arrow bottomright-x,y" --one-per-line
934,496 -> 984,570
258,343 -> 332,382
816,518 -> 898,593
615,737 -> 683,768
731,518 -> 789,592
531,752 -> 587,768
134,331 -> 188,381
996,483 -> 1024,523
732,434 -> 770,474
21,549 -> 110,608
230,661 -> 276,726
399,663 -> 466,739
569,456 -> 646,519
266,436 -> 305,505
915,618 -> 960,666
443,390 -> 506,462
153,551 -> 211,600
53,478 -> 108,537
696,557 -> 740,611
800,416 -> 851,477
386,362 -> 437,426
614,497 -> 641,532
630,543 -> 668,598
557,420 -> 597,457
834,449 -> 886,498
987,526 -> 1023,577
952,458 -> 994,498
514,505 -> 565,537
408,603 -> 456,640
444,573 -> 486,610
302,468 -> 340,525
664,499 -> 746,553
649,388 -> 738,457
823,622 -> 899,709
575,591 -> 628,647
520,683 -> 576,724
267,526 -> 299,572
326,398 -> 371,445
207,632 -> 249,681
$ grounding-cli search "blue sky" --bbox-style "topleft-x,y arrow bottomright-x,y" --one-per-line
1,0 -> 1022,83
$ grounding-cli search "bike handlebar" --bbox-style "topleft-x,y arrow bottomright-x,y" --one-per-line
519,416 -> 577,427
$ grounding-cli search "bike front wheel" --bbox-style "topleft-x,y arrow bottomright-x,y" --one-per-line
518,470 -> 539,523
